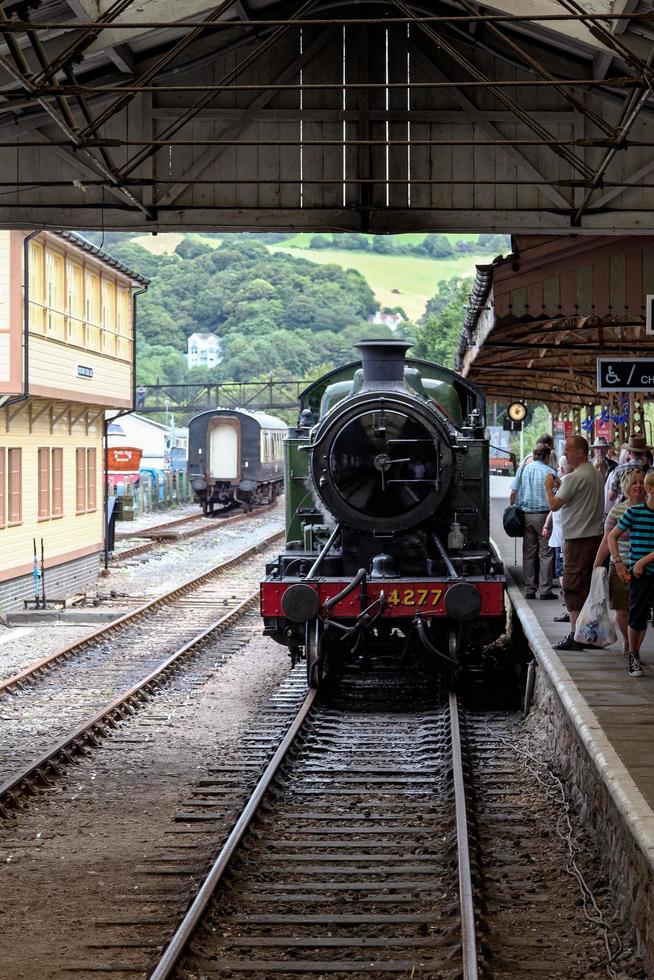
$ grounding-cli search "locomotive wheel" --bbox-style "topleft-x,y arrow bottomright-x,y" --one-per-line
305,618 -> 325,689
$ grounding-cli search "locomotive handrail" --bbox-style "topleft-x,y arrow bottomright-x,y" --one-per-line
305,522 -> 341,579
432,533 -> 460,579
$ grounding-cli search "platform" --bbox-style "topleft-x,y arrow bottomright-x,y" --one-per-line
490,476 -> 654,825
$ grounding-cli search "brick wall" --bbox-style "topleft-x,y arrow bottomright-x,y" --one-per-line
0,551 -> 101,615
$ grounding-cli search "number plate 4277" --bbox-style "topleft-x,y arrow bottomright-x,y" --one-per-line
386,588 -> 443,608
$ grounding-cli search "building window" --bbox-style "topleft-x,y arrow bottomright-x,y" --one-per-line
87,448 -> 97,512
8,448 -> 21,525
66,259 -> 84,346
117,287 -> 131,360
45,248 -> 65,340
52,448 -> 63,517
76,448 -> 86,514
0,448 -> 5,528
85,270 -> 101,351
102,279 -> 117,355
76,448 -> 97,514
28,240 -> 45,334
38,447 -> 50,519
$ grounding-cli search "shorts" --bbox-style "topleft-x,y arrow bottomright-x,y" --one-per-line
562,535 -> 603,613
608,563 -> 629,612
628,574 -> 654,631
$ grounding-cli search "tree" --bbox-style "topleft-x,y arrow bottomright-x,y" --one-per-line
420,234 -> 455,259
309,234 -> 332,249
175,237 -> 214,259
408,277 -> 472,368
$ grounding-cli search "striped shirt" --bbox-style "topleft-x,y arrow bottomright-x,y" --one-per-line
605,501 -> 630,564
510,460 -> 555,513
617,503 -> 654,573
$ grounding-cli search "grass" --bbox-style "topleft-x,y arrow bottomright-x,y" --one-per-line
269,244 -> 492,320
130,232 -> 500,321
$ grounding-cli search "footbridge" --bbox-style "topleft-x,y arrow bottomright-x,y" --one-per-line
136,380 -> 308,416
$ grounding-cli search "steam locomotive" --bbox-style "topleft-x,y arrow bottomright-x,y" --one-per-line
260,340 -> 506,687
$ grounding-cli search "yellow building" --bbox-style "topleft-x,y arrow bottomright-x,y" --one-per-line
0,230 -> 148,612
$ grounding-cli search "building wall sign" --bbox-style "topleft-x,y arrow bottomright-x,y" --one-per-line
597,358 -> 654,392
77,365 -> 94,379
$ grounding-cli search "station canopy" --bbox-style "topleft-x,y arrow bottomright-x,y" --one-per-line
0,2 -> 654,233
457,233 -> 654,408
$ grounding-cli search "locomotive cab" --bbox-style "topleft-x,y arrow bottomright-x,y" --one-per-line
260,340 -> 506,687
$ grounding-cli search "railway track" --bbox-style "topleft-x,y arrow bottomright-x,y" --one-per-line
0,530 -> 283,816
149,671 -> 478,980
113,502 -> 278,561
140,670 -> 632,980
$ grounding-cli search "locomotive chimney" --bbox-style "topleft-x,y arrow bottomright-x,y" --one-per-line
355,339 -> 413,392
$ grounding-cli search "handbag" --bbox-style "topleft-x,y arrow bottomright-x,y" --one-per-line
574,567 -> 617,648
503,461 -> 525,537
503,504 -> 525,537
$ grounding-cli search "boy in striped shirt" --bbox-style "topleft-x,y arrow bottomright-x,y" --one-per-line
609,470 -> 654,677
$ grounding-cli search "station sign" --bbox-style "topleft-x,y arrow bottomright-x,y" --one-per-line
597,358 -> 654,392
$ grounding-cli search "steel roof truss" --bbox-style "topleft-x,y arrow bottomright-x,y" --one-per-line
117,0 -> 317,182
394,0 -> 595,182
156,25 -> 328,207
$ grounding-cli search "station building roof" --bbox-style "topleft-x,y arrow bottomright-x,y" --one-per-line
457,234 -> 654,408
55,231 -> 150,286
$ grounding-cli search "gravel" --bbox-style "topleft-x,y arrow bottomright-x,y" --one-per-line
0,504 -> 284,683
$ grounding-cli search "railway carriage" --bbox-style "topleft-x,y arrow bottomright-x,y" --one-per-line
188,408 -> 287,513
260,340 -> 507,686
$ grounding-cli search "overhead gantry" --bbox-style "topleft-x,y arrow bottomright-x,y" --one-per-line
0,2 -> 653,233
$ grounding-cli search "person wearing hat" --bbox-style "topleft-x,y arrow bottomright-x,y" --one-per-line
591,436 -> 617,482
608,434 -> 650,504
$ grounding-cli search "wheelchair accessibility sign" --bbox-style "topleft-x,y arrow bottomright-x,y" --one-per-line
597,358 -> 654,391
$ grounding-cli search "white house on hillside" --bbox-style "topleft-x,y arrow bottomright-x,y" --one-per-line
187,332 -> 222,369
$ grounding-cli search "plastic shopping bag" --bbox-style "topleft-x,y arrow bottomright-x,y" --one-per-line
574,567 -> 617,648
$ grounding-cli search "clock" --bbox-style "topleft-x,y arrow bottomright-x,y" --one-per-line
507,401 -> 527,422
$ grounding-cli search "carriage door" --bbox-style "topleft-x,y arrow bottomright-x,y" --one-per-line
209,421 -> 239,480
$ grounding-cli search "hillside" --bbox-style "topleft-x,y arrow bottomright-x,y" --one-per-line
130,232 -> 505,322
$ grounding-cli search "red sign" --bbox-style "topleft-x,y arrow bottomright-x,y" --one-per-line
554,421 -> 573,438
594,420 -> 612,441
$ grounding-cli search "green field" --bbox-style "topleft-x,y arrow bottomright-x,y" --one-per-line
270,243 -> 493,321
131,232 -> 500,321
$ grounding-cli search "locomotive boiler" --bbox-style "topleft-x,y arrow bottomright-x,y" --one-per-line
260,340 -> 506,686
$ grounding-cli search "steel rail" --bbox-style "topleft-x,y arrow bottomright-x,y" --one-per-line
149,686 -> 316,980
1,13 -> 651,30
0,529 -> 283,697
0,78 -> 634,94
0,137 -> 648,147
114,501 -> 277,544
449,691 -> 478,980
0,592 -> 260,814
8,176 -> 654,187
113,506 -> 276,559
